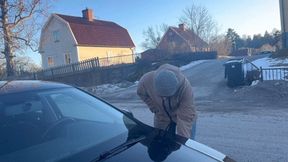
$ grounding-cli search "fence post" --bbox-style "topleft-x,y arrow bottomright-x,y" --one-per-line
51,69 -> 54,79
71,64 -> 75,73
91,58 -> 98,70
260,67 -> 263,82
96,57 -> 100,67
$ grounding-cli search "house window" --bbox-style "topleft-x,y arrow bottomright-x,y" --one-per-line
171,41 -> 176,48
65,53 -> 71,64
48,56 -> 54,67
53,30 -> 60,42
191,47 -> 196,52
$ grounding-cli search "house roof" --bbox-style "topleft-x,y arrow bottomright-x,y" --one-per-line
56,14 -> 135,47
170,27 -> 208,48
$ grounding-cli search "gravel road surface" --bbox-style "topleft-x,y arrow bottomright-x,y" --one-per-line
90,57 -> 288,162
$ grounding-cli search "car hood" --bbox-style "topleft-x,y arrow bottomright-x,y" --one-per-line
62,128 -> 233,162
104,140 -> 226,162
0,118 -> 233,162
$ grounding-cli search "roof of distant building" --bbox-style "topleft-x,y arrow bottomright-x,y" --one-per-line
169,26 -> 208,48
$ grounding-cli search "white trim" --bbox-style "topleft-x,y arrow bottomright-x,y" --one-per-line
39,14 -> 78,52
76,46 -> 80,62
54,14 -> 78,45
38,15 -> 53,52
64,52 -> 71,64
41,15 -> 54,34
47,56 -> 54,67
185,139 -> 226,162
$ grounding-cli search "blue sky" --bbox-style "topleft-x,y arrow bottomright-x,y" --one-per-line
30,0 -> 281,65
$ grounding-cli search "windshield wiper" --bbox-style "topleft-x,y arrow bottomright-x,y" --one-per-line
92,136 -> 145,162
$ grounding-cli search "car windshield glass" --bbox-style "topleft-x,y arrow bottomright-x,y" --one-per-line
0,88 -> 137,161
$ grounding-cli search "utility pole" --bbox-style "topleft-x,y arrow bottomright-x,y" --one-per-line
280,0 -> 288,49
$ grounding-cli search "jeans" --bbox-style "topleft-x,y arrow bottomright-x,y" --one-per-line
190,120 -> 197,140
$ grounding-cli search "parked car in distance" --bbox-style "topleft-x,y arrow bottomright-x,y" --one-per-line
0,80 -> 235,162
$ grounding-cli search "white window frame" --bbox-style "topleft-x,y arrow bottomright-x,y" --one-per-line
53,30 -> 60,42
191,47 -> 196,52
48,56 -> 54,67
65,53 -> 71,64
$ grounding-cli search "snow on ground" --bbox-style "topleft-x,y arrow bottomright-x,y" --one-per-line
83,81 -> 138,96
252,57 -> 288,68
251,80 -> 259,86
180,60 -> 207,71
252,57 -> 288,81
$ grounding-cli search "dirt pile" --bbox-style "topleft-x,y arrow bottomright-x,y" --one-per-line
232,81 -> 288,102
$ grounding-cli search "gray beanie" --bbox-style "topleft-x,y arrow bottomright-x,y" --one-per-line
154,70 -> 180,97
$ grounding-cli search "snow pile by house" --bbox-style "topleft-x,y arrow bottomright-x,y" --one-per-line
83,81 -> 137,96
180,60 -> 206,71
252,57 -> 288,81
252,57 -> 288,68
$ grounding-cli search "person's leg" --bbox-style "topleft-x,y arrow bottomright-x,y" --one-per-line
190,120 -> 197,140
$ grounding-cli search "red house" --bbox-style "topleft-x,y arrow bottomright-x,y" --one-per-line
157,24 -> 209,54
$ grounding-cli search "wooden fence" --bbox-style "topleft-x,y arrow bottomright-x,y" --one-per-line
34,54 -> 136,79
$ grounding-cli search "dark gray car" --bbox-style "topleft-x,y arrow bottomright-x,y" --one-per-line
0,80 -> 235,162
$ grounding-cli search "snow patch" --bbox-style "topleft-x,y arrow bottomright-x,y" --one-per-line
252,57 -> 288,68
180,60 -> 206,71
252,57 -> 271,68
251,80 -> 259,86
84,60 -> 207,95
83,81 -> 136,95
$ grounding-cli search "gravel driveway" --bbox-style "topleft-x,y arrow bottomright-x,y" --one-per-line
90,57 -> 288,162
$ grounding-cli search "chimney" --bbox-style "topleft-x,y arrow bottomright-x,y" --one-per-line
178,23 -> 186,31
82,8 -> 94,21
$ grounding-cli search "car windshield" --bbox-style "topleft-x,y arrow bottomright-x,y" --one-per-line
0,87 -> 137,161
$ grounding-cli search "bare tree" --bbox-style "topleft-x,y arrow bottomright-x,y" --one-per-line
0,56 -> 41,77
179,3 -> 218,43
14,56 -> 41,73
209,35 -> 230,56
141,24 -> 168,50
0,59 -> 5,79
271,29 -> 281,50
0,0 -> 50,77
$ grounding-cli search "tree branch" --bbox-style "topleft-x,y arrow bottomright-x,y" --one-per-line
8,0 -> 40,28
12,36 -> 38,52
